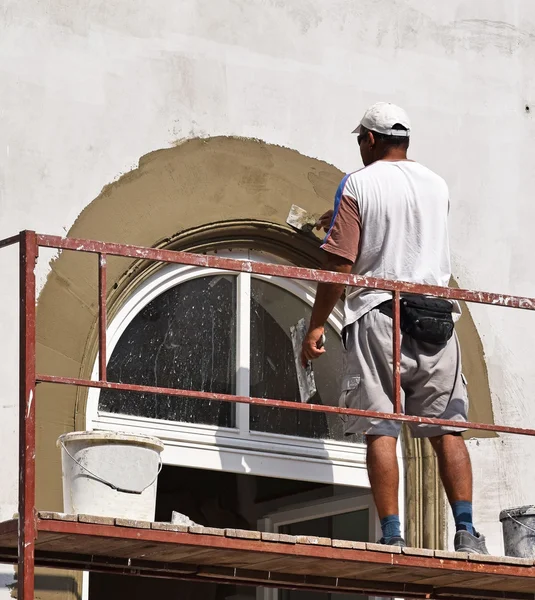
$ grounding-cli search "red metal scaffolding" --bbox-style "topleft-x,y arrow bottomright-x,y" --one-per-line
2,229 -> 535,599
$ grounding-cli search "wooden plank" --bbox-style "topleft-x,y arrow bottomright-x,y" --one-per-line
189,525 -> 225,536
249,555 -> 391,579
133,545 -> 248,565
99,542 -> 220,566
84,538 -> 168,557
494,579 -> 535,593
260,532 -> 297,544
109,541 -> 209,561
469,554 -> 533,566
361,565 -> 444,584
325,560 -> 439,583
115,518 -> 152,529
151,522 -> 188,533
77,514 -> 115,526
434,549 -> 471,561
415,572 -> 489,587
401,546 -> 434,557
236,555 -> 323,575
225,528 -> 261,540
34,532 -> 74,548
141,544 -> 272,566
295,535 -> 331,547
192,549 -> 291,569
326,561 -> 401,580
441,575 -> 526,591
466,576 -> 535,593
38,512 -> 77,522
36,533 -> 161,557
366,541 -> 402,554
332,539 -> 367,550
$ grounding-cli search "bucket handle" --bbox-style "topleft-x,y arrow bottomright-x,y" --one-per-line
503,511 -> 535,534
60,441 -> 163,495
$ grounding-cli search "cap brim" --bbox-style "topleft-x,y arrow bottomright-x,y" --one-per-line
351,124 -> 362,134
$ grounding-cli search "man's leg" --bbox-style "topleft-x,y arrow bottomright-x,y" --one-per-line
342,311 -> 405,544
429,433 -> 472,504
430,433 -> 476,536
407,332 -> 488,552
367,435 -> 403,543
367,435 -> 399,518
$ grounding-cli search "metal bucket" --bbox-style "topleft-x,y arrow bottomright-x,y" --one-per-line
499,505 -> 535,558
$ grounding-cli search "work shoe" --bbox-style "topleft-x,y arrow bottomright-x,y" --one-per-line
378,536 -> 406,548
454,530 -> 490,554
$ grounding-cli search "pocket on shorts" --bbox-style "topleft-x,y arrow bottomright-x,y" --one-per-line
460,373 -> 469,403
341,326 -> 349,351
339,375 -> 361,422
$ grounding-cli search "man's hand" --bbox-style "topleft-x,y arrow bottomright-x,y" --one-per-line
315,210 -> 334,232
299,254 -> 353,368
301,325 -> 326,367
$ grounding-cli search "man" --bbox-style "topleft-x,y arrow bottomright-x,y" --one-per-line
301,102 -> 488,553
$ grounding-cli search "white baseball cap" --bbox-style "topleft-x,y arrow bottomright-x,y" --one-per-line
352,102 -> 411,137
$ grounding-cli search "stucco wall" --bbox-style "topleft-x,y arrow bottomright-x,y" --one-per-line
1,0 -> 535,593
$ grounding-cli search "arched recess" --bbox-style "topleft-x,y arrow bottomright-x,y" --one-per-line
36,136 -> 493,552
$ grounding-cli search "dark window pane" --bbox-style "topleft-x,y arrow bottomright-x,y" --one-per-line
99,275 -> 236,427
249,278 -> 361,442
279,509 -> 368,542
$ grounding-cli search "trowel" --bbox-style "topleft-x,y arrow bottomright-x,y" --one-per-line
290,318 -> 325,403
286,204 -> 321,237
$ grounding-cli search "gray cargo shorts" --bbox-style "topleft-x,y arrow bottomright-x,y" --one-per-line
340,308 -> 468,438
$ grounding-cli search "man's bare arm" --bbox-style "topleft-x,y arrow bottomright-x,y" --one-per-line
301,254 -> 353,366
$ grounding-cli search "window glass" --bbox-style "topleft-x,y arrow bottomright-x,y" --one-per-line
99,275 -> 236,427
250,278 -> 361,442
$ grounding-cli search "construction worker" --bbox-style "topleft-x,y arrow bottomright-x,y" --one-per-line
301,102 -> 489,554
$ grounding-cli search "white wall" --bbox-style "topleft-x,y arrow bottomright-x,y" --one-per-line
1,0 -> 535,585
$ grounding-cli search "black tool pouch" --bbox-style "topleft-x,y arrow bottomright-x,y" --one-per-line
378,295 -> 454,345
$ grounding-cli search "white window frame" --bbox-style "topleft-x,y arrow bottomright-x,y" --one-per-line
86,249 -> 371,486
257,492 -> 379,600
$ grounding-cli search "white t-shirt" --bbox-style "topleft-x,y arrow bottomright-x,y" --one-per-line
321,160 -> 458,327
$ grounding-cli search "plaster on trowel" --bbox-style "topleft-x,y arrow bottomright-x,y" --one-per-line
286,204 -> 321,237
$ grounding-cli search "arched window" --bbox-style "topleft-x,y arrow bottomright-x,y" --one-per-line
86,250 -> 369,487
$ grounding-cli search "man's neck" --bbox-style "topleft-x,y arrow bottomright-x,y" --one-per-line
378,149 -> 409,162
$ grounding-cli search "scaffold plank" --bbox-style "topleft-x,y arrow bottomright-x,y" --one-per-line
0,514 -> 530,599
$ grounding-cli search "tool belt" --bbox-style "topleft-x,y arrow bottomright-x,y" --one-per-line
377,295 -> 454,345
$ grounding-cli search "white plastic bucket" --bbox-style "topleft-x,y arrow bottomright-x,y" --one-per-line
57,431 -> 164,521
